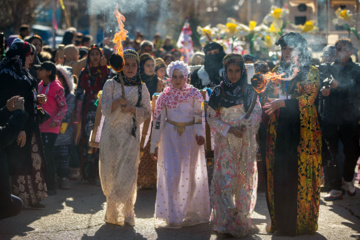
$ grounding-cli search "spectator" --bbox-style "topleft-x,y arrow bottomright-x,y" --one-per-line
0,40 -> 47,208
155,58 -> 166,80
19,24 -> 30,40
75,32 -> 84,46
190,52 -> 205,66
63,44 -> 87,78
26,35 -> 43,62
321,38 -> 360,200
0,96 -> 28,219
81,35 -> 93,48
190,42 -> 226,90
243,54 -> 256,63
62,31 -> 75,46
162,53 -> 174,67
139,40 -> 154,55
54,65 -> 76,189
37,61 -> 68,195
162,35 -> 174,52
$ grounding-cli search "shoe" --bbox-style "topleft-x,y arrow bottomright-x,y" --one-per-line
59,178 -> 71,190
324,190 -> 343,201
344,181 -> 356,197
69,168 -> 81,181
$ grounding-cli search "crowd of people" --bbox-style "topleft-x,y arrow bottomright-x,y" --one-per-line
0,24 -> 359,238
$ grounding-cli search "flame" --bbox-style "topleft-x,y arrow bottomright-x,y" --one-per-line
113,5 -> 128,58
263,72 -> 285,82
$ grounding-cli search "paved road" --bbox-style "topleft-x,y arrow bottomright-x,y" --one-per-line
0,180 -> 359,240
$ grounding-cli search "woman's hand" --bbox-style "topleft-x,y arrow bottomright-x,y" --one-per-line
263,98 -> 285,115
150,147 -> 158,161
121,105 -> 136,114
100,56 -> 107,66
17,131 -> 26,148
50,122 -> 57,128
117,97 -> 127,106
196,135 -> 205,145
228,126 -> 243,138
7,96 -> 24,111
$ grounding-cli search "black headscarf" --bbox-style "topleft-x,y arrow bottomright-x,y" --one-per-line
209,54 -> 254,111
139,53 -> 158,97
0,40 -> 33,84
203,42 -> 226,85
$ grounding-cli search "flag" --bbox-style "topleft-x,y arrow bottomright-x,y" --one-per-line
176,18 -> 194,64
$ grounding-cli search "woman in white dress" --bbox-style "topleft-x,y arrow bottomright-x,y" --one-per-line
207,54 -> 261,238
150,61 -> 210,228
99,50 -> 151,226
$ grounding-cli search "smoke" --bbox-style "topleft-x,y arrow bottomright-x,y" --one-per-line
87,0 -> 171,39
88,0 -> 149,15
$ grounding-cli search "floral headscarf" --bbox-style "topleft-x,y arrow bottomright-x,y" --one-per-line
153,61 -> 203,119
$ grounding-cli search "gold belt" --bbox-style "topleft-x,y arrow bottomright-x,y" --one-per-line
166,119 -> 195,136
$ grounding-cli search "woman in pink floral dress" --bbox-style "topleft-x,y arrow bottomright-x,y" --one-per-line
207,54 -> 261,238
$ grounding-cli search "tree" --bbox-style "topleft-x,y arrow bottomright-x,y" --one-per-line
0,0 -> 41,35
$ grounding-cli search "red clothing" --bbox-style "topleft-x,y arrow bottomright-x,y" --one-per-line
38,79 -> 67,134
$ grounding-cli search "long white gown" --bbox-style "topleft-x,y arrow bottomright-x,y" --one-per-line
150,94 -> 211,228
99,79 -> 151,226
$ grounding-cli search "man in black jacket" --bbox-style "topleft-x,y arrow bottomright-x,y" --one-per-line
0,96 -> 28,219
320,38 -> 360,201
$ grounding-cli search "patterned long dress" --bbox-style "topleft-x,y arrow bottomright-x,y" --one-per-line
207,101 -> 261,238
265,65 -> 322,235
150,92 -> 210,228
99,79 -> 151,226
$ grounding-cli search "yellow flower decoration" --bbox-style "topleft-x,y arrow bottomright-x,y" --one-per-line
269,24 -> 279,33
265,35 -> 272,48
226,22 -> 238,34
333,7 -> 355,26
293,20 -> 318,33
272,8 -> 282,19
249,21 -> 257,31
339,9 -> 352,21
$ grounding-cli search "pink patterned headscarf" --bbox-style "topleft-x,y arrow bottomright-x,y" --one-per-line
153,61 -> 203,119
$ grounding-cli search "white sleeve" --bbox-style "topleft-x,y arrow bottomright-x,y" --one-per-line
206,106 -> 231,137
194,96 -> 205,137
150,106 -> 166,153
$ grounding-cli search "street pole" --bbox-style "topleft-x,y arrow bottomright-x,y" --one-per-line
52,0 -> 56,49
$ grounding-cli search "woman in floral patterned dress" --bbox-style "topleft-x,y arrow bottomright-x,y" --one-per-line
263,32 -> 322,236
207,54 -> 261,238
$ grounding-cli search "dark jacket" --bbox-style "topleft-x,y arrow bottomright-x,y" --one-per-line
320,59 -> 360,124
0,107 -> 28,210
0,68 -> 45,175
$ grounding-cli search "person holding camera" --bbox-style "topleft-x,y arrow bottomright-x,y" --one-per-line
320,38 -> 360,201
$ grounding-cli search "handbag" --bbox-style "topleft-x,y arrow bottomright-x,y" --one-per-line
37,106 -> 51,124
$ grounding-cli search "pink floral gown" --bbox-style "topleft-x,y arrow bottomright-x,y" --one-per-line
207,100 -> 261,238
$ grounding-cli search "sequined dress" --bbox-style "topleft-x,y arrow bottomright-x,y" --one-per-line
150,95 -> 211,228
99,80 -> 151,226
207,102 -> 261,238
